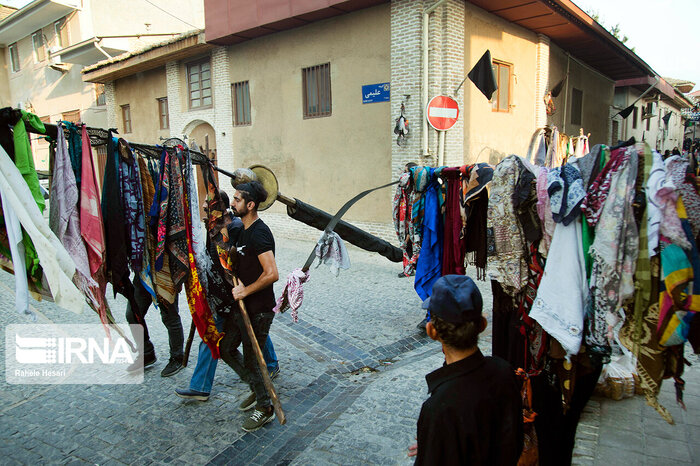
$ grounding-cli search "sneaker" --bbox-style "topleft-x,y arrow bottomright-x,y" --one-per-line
126,352 -> 157,373
242,407 -> 275,432
175,388 -> 210,401
269,366 -> 280,380
161,358 -> 184,377
238,391 -> 256,411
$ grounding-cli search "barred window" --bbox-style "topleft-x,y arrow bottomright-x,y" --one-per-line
232,81 -> 251,126
187,59 -> 212,109
32,30 -> 45,63
95,83 -> 106,106
302,63 -> 331,118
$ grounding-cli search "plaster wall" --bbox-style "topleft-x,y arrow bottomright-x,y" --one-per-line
113,67 -> 169,143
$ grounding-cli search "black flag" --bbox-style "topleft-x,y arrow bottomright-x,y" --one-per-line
468,50 -> 498,100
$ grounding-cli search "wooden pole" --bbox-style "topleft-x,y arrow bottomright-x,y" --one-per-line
182,321 -> 196,367
232,276 -> 286,425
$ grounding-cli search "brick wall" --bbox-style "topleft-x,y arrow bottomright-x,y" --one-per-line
105,82 -> 117,129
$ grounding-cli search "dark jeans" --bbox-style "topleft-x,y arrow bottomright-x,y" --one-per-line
220,310 -> 274,409
125,276 -> 184,360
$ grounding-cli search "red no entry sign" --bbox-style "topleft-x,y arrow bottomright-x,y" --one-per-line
427,95 -> 459,131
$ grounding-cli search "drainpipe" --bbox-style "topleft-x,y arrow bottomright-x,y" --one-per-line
422,0 -> 447,158
94,40 -> 112,59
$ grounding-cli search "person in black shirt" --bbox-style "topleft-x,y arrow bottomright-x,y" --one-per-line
412,275 -> 523,465
219,181 -> 279,432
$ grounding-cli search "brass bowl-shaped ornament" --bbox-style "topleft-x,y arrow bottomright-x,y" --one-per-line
248,164 -> 279,211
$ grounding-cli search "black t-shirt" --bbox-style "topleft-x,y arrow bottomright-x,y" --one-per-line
234,218 -> 275,316
415,350 -> 523,466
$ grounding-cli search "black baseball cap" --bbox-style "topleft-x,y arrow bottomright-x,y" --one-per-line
421,275 -> 483,324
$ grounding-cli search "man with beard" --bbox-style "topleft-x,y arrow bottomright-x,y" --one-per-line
219,180 -> 279,432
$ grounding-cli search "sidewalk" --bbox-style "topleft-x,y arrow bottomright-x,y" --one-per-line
573,352 -> 700,466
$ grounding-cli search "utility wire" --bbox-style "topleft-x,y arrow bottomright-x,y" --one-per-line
142,0 -> 199,30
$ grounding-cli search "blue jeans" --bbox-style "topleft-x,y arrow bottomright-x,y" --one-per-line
189,314 -> 278,393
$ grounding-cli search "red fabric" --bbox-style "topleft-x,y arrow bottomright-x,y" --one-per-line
79,124 -> 106,276
442,168 -> 466,275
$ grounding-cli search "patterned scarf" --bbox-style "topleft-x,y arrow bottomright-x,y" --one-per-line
393,172 -> 418,276
486,155 -> 529,296
159,150 -> 189,287
117,139 -> 145,273
667,156 -> 700,238
181,156 -> 222,359
409,166 -> 431,247
586,148 -> 639,362
518,244 -> 547,375
580,147 -> 629,228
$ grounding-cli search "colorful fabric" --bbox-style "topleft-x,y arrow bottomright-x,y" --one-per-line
166,151 -> 189,287
117,140 -> 145,273
442,167 -> 466,276
414,169 -> 444,301
393,172 -> 419,276
656,158 -> 692,250
101,136 -> 131,297
657,199 -> 700,347
136,154 -> 158,309
184,149 -> 212,291
530,219 -> 588,359
181,161 -> 222,359
273,268 -> 310,323
153,149 -> 169,271
581,147 -> 629,228
517,244 -> 547,375
586,148 -> 639,361
547,163 -> 586,226
0,143 -> 83,313
62,121 -> 82,190
460,163 -> 494,279
646,151 -> 665,257
316,231 -> 351,276
50,123 -> 111,324
486,155 -> 528,296
79,124 -> 106,277
536,167 -> 555,257
409,166 -> 431,246
667,156 -> 700,238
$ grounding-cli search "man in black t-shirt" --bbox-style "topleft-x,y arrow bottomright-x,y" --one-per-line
219,180 -> 279,432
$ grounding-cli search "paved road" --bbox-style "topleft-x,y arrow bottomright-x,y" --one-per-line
1,226 -> 698,465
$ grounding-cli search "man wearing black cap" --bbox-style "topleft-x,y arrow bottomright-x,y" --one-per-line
219,180 -> 279,432
412,275 -> 523,465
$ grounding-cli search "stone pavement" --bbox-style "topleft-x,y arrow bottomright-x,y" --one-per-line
1,230 -> 698,465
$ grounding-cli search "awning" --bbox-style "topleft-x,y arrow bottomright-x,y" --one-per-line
0,0 -> 79,46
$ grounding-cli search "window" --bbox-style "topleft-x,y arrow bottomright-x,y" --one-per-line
61,109 -> 80,124
646,115 -> 650,131
632,106 -> 638,129
187,59 -> 212,109
490,61 -> 512,112
570,88 -> 583,126
157,97 -> 169,129
54,18 -> 68,48
9,43 -> 20,73
302,63 -> 332,118
232,81 -> 251,126
95,83 -> 105,106
32,30 -> 45,63
121,105 -> 132,133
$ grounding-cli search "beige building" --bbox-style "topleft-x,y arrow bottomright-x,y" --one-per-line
83,0 -> 661,242
614,77 -> 694,153
0,0 -> 204,170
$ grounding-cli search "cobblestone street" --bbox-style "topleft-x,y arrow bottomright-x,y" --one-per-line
1,228 -> 698,465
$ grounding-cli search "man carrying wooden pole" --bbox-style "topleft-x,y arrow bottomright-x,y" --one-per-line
218,180 -> 284,431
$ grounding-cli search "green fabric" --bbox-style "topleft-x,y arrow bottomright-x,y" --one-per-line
13,110 -> 46,286
14,110 -> 46,212
582,146 -> 609,278
631,143 -> 653,354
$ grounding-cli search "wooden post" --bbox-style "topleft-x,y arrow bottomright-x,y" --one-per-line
232,276 -> 286,425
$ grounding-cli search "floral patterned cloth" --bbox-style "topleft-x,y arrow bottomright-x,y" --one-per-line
117,140 -> 145,273
666,156 -> 700,238
580,147 -> 629,228
487,155 -> 529,296
585,147 -> 639,362
393,172 -> 419,276
273,268 -> 310,323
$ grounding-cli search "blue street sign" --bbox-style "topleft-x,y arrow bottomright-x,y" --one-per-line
362,82 -> 390,104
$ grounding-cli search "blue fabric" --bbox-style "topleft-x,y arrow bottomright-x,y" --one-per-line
414,169 -> 444,302
189,320 -> 278,393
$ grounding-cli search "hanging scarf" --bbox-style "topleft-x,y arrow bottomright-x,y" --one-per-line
414,168 -> 443,301
586,148 -> 639,362
580,147 -> 629,228
409,166 -> 430,247
442,167 -> 466,276
518,243 -> 547,374
547,163 -> 586,226
460,163 -> 493,279
62,121 -> 82,190
117,139 -> 146,273
486,155 -> 528,296
80,124 -> 106,277
667,156 -> 700,238
183,148 -> 212,291
393,172 -> 419,276
181,154 -> 223,359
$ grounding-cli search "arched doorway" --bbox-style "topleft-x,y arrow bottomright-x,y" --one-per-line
188,122 -> 217,218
